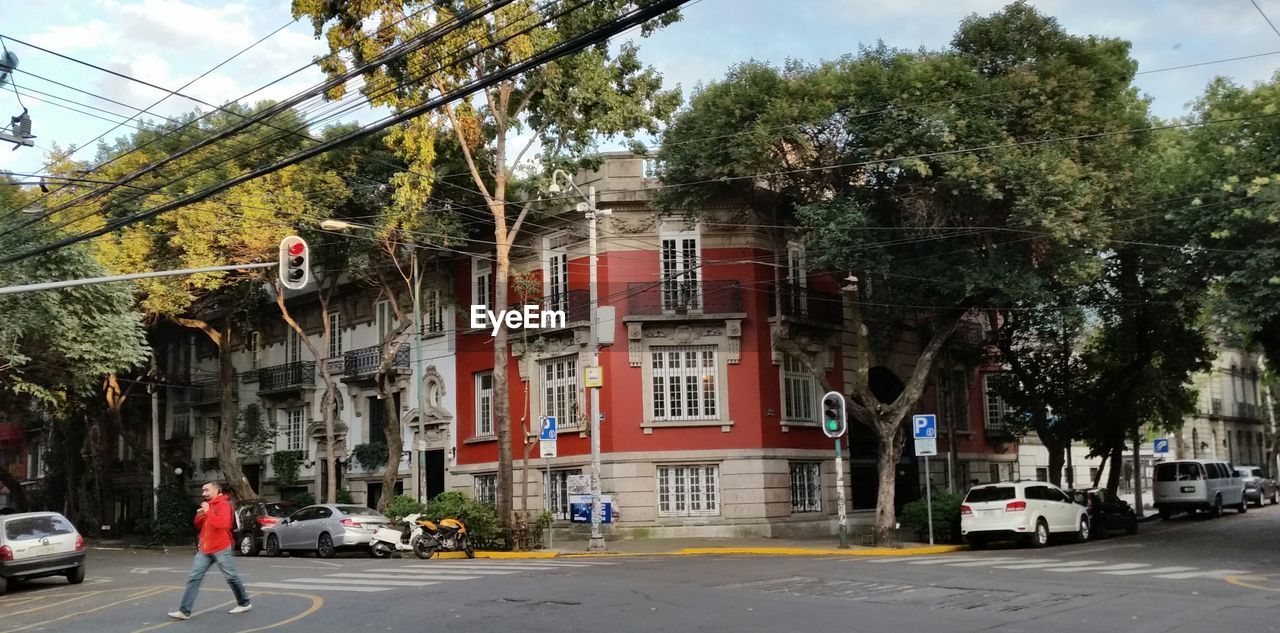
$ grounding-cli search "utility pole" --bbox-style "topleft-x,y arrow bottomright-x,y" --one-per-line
150,357 -> 160,518
412,252 -> 427,504
1132,427 -> 1145,518
586,184 -> 609,553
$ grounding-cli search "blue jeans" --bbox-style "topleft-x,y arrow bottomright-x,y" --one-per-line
179,546 -> 250,615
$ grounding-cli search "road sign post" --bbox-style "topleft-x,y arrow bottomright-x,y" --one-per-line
822,391 -> 849,549
540,416 -> 557,547
913,415 -> 938,546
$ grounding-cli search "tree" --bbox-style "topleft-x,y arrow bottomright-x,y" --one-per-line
659,2 -> 1148,539
295,0 -> 682,539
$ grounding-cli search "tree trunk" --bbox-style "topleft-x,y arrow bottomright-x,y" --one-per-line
378,372 -> 402,512
1104,444 -> 1124,493
873,422 -> 906,543
276,285 -> 340,503
0,466 -> 28,511
1045,439 -> 1066,488
493,224 -> 514,546
217,321 -> 254,500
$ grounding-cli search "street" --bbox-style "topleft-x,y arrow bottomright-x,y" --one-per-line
4,505 -> 1280,633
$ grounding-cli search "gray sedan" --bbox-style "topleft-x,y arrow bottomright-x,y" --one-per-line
263,504 -> 391,558
1235,466 -> 1279,507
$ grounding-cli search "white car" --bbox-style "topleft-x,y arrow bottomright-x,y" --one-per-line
0,511 -> 87,594
960,481 -> 1090,548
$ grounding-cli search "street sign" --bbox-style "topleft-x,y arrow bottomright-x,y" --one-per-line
1153,438 -> 1170,454
566,475 -> 591,496
584,366 -> 604,388
912,414 -> 937,439
540,440 -> 557,459
914,438 -> 937,457
570,495 -> 612,523
540,416 -> 558,441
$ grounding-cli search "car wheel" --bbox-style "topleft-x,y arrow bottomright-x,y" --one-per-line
964,535 -> 987,550
238,532 -> 259,557
1077,516 -> 1090,543
266,534 -> 282,558
65,565 -> 85,585
1238,494 -> 1248,514
317,533 -> 335,559
1031,519 -> 1050,548
1126,513 -> 1139,535
1092,517 -> 1108,539
0,575 -> 8,595
1272,490 -> 1278,505
1159,508 -> 1170,521
1212,495 -> 1224,518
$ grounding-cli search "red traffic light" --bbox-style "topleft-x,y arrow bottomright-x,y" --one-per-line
288,242 -> 305,256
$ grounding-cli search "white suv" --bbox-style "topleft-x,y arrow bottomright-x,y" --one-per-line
961,481 -> 1090,548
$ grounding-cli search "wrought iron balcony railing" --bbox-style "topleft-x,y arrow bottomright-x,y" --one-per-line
627,280 -> 742,316
257,361 -> 315,393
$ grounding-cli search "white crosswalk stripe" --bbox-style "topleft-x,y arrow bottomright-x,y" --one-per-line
858,556 -> 1250,582
1099,566 -> 1195,576
993,560 -> 1105,570
246,559 -> 614,595
1045,563 -> 1149,573
944,557 -> 1045,567
1152,569 -> 1249,580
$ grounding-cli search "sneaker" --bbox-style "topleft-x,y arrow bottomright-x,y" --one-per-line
167,611 -> 190,621
229,604 -> 252,614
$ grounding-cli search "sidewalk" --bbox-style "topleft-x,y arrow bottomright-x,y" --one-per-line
439,537 -> 964,559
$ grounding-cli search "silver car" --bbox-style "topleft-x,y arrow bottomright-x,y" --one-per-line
263,504 -> 390,558
1235,466 -> 1279,507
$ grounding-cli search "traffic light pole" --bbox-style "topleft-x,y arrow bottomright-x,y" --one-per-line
835,435 -> 849,549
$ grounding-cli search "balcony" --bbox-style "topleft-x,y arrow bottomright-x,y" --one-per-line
768,282 -> 842,325
627,280 -> 742,317
257,361 -> 315,396
179,379 -> 225,408
1210,398 -> 1223,416
541,289 -> 591,325
342,345 -> 409,383
1237,402 -> 1266,421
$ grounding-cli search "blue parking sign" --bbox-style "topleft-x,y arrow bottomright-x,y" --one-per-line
1153,438 -> 1169,454
912,414 -> 937,439
540,416 -> 557,441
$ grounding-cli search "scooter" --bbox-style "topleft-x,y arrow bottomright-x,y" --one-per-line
413,517 -> 474,559
369,513 -> 425,558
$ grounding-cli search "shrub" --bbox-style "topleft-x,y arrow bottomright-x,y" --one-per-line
384,494 -> 424,522
335,489 -> 354,504
424,491 -> 502,549
150,477 -> 195,545
289,491 -> 316,508
351,442 -> 388,472
899,492 -> 964,544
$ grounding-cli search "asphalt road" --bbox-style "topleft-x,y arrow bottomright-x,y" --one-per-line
4,503 -> 1280,633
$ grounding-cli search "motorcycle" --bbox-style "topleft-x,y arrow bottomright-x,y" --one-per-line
369,513 -> 423,559
413,516 -> 474,559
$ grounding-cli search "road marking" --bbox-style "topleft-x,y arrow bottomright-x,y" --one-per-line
993,560 -> 1105,570
129,599 -> 237,633
3,586 -> 173,633
234,589 -> 325,633
943,558 -> 1046,567
1046,563 -> 1150,573
328,572 -> 480,581
1101,566 -> 1196,576
246,582 -> 388,593
283,577 -> 441,587
1153,569 -> 1249,580
403,563 -> 558,570
905,556 -> 981,565
373,567 -> 518,575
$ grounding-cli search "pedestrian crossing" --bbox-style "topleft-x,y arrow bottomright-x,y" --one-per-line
863,555 -> 1247,581
245,559 -> 615,594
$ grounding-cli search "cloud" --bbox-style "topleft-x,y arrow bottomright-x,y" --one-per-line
29,21 -> 114,51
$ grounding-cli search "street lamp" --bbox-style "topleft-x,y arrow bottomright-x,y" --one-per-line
546,169 -> 609,553
319,218 -> 430,504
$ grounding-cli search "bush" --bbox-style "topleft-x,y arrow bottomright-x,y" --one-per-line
424,491 -> 502,550
384,494 -> 424,522
151,477 -> 195,545
336,489 -> 353,504
289,491 -> 316,508
899,492 -> 964,544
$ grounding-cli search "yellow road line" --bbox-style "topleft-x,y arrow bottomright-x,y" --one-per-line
3,590 -> 108,616
234,591 -> 325,633
129,599 -> 237,633
2,587 -> 173,633
1225,574 -> 1280,592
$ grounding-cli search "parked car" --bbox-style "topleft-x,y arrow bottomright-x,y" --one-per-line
234,499 -> 295,556
0,507 -> 16,515
0,511 -> 86,595
960,481 -> 1091,548
1070,488 -> 1138,537
264,504 -> 391,558
1234,466 -> 1278,507
1153,459 -> 1246,519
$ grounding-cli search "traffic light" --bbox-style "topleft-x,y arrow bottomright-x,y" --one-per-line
278,236 -> 310,290
821,391 -> 847,439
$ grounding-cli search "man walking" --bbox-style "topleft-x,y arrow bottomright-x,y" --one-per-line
168,481 -> 252,620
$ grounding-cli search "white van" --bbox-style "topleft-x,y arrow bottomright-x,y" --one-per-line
1153,460 -> 1246,519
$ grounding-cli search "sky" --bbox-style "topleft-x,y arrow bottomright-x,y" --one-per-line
2,0 -> 1280,179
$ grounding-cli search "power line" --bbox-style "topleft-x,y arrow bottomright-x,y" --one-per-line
1251,0 -> 1280,39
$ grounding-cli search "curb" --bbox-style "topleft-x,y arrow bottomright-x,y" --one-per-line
443,544 -> 966,559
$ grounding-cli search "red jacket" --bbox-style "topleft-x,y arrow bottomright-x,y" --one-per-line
193,494 -> 234,554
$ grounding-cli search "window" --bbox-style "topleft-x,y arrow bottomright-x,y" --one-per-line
170,412 -> 191,438
544,234 -> 569,313
1035,467 -> 1048,482
651,345 -> 719,421
472,257 -> 494,312
544,469 -> 581,520
328,312 -> 343,358
789,462 -> 821,513
982,375 -> 1008,433
659,228 -> 700,312
989,463 -> 1001,483
287,327 -> 302,364
367,394 -> 400,445
782,353 -> 817,422
375,300 -> 398,342
26,441 -> 43,479
1089,467 -> 1099,484
422,289 -> 445,335
540,356 -> 580,428
963,486 -> 1015,502
475,372 -> 495,437
657,464 -> 720,517
249,331 -> 262,370
284,408 -> 306,455
474,474 -> 497,505
784,241 -> 807,314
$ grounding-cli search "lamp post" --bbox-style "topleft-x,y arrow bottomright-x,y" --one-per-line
547,170 -> 609,552
320,219 -> 428,503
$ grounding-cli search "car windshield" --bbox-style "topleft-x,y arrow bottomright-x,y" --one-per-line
3,515 -> 76,541
265,503 -> 294,518
337,505 -> 383,517
964,486 -> 1016,503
